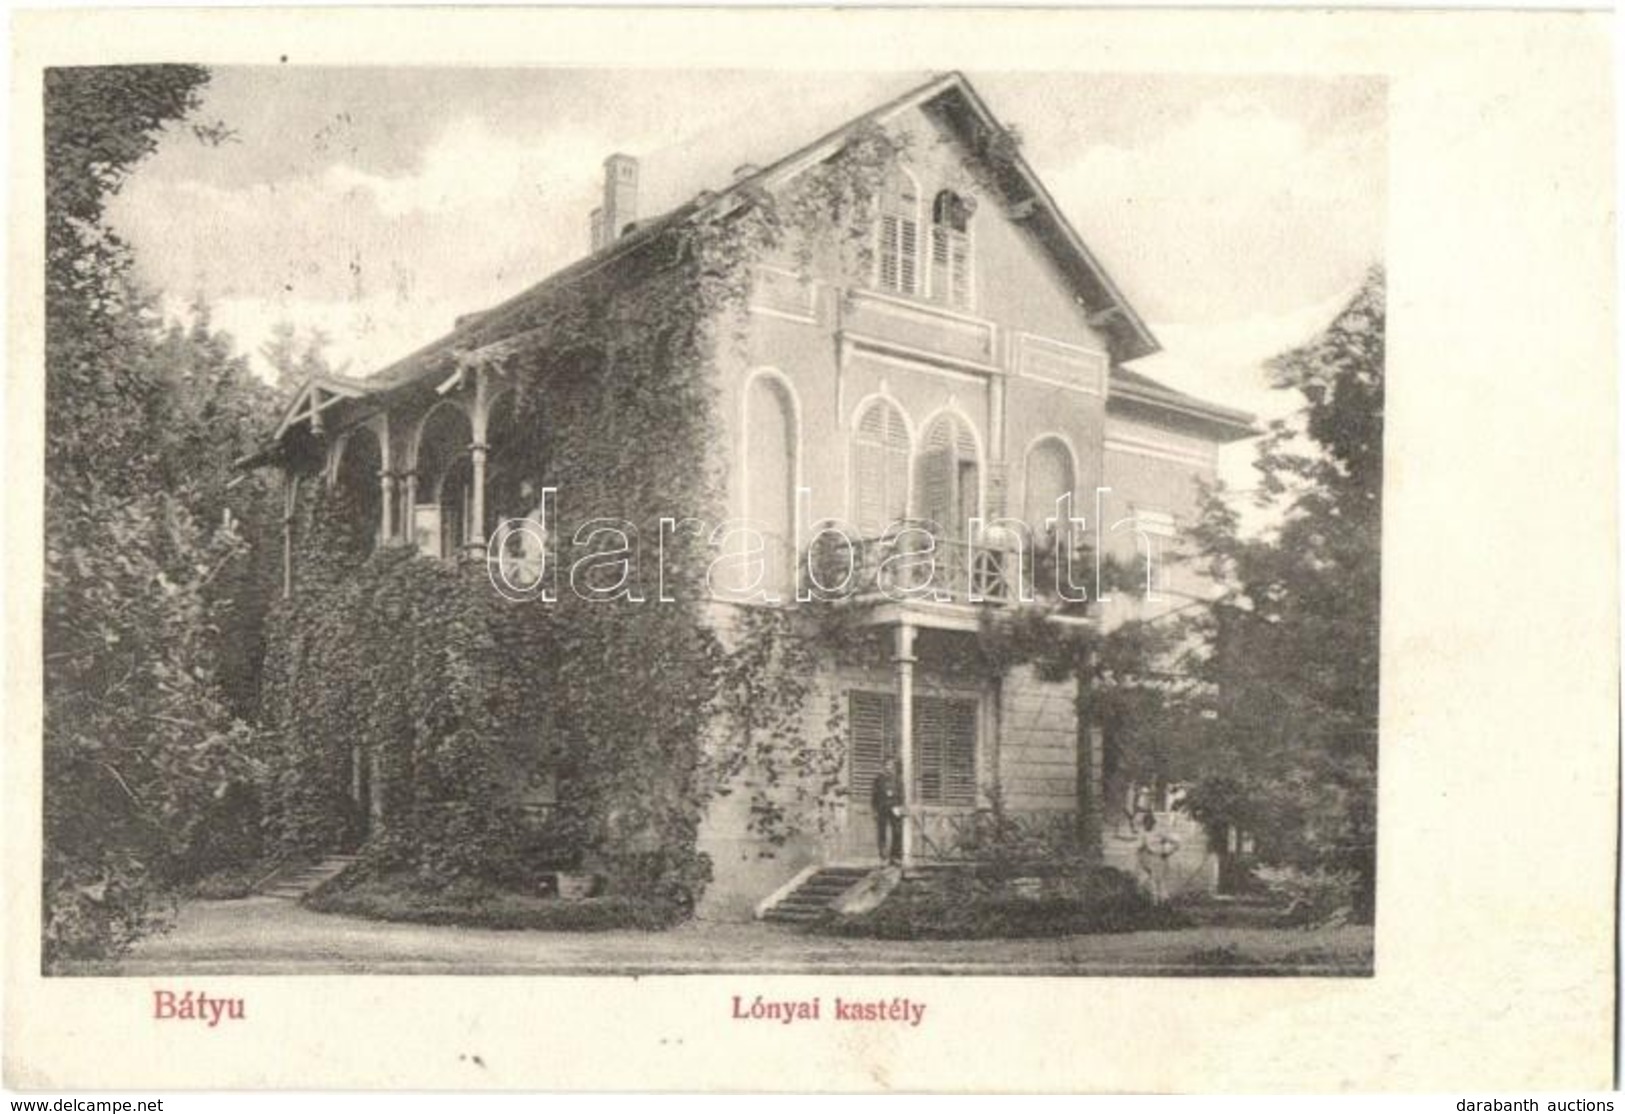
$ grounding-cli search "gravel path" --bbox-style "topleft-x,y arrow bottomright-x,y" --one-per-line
66,897 -> 1374,977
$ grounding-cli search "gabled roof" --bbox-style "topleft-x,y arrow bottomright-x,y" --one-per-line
266,71 -> 1259,453
359,71 -> 1160,396
272,373 -> 378,439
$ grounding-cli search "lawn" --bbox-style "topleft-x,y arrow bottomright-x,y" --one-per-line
64,895 -> 1373,977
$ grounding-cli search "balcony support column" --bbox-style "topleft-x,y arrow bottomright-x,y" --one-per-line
281,473 -> 298,600
468,441 -> 488,553
379,470 -> 396,545
892,621 -> 918,869
467,365 -> 491,555
402,471 -> 418,550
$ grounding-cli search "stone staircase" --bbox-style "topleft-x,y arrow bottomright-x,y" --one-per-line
759,865 -> 875,925
258,854 -> 359,900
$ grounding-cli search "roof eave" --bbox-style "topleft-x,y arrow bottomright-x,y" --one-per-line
1108,381 -> 1259,443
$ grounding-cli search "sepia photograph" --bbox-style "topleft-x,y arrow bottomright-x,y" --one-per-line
38,64 -> 1384,978
4,5 -> 1614,1095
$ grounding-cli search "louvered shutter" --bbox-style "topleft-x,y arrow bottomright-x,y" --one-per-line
931,226 -> 949,295
910,696 -> 977,807
879,215 -> 902,293
918,415 -> 979,541
930,227 -> 972,309
854,437 -> 886,535
856,401 -> 912,536
897,217 -> 919,294
916,443 -> 953,535
849,691 -> 898,805
949,233 -> 970,307
878,171 -> 920,296
941,698 -> 978,806
913,697 -> 946,804
883,418 -> 909,526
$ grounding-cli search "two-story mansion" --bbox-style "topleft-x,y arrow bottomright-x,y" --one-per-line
264,72 -> 1255,918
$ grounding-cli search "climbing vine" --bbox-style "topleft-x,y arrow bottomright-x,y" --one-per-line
257,115 -> 1167,905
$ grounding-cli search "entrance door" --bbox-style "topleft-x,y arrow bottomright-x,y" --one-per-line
846,689 -> 979,861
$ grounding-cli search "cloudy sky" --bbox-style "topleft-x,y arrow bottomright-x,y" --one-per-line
110,68 -> 1385,480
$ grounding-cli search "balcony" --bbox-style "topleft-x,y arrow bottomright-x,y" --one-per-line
846,533 -> 1020,605
838,288 -> 998,375
712,527 -> 1097,633
793,526 -> 1030,631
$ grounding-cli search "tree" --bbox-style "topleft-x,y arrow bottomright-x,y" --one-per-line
1182,267 -> 1384,920
259,319 -> 346,396
42,66 -> 270,966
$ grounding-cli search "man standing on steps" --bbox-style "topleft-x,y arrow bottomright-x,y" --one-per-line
871,758 -> 905,866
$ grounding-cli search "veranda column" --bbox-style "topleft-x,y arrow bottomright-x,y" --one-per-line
402,472 -> 418,549
468,441 -> 488,553
467,365 -> 490,555
379,470 -> 396,545
281,474 -> 299,599
893,621 -> 918,869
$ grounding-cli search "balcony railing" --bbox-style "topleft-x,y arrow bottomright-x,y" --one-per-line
805,527 -> 1023,606
717,527 -> 1096,613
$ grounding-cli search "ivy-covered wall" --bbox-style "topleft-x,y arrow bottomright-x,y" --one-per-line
260,239 -> 738,910
255,113 -> 1176,918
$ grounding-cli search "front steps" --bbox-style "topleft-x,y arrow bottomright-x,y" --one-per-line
258,854 -> 359,900
759,865 -> 875,924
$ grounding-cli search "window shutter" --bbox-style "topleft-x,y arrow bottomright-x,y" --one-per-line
916,445 -> 952,534
930,227 -> 971,308
949,234 -> 970,307
941,698 -> 978,806
879,215 -> 901,293
897,217 -> 919,294
849,691 -> 897,805
855,438 -> 886,535
883,437 -> 909,526
856,401 -> 912,535
878,171 -> 920,296
909,696 -> 978,807
913,697 -> 946,804
918,415 -> 979,539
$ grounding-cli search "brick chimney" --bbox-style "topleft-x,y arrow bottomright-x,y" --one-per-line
592,153 -> 638,251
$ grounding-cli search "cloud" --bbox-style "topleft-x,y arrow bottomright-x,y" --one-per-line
112,115 -> 635,377
320,117 -> 606,219
1047,93 -> 1385,323
1135,284 -> 1363,505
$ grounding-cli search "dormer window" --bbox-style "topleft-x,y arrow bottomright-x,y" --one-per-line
876,168 -> 921,296
929,190 -> 973,309
873,175 -> 974,311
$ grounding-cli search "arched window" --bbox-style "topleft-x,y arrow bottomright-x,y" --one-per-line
1023,437 -> 1076,540
930,190 -> 973,309
916,412 -> 980,543
745,374 -> 797,596
852,398 -> 911,536
413,403 -> 473,559
876,168 -> 921,296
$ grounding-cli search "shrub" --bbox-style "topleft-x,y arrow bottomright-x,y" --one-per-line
305,872 -> 687,932
818,866 -> 1189,939
188,865 -> 266,901
1254,865 -> 1358,927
